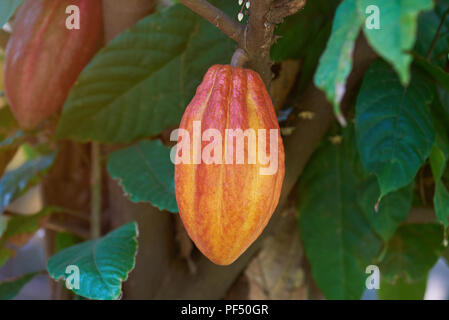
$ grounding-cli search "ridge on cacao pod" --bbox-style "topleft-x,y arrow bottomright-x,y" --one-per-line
3,0 -> 104,130
174,64 -> 285,266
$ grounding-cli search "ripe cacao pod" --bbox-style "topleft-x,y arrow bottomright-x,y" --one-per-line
4,0 -> 103,130
174,65 -> 285,265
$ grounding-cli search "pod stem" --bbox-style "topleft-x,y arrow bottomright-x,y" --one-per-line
231,48 -> 249,68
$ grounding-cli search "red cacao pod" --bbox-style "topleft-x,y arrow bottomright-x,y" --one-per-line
4,0 -> 103,130
174,65 -> 285,265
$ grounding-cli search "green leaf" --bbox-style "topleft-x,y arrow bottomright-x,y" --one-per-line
107,140 -> 177,212
297,21 -> 333,94
429,124 -> 449,227
54,232 -> 81,253
47,222 -> 139,300
380,223 -> 444,282
355,60 -> 435,198
0,215 -> 7,237
271,0 -> 339,62
415,1 -> 449,67
56,1 -> 235,143
0,152 -> 55,214
0,246 -> 13,268
414,53 -> 449,92
0,272 -> 38,300
0,0 -> 24,28
436,85 -> 449,124
359,180 -> 414,242
314,0 -> 364,125
378,276 -> 427,300
433,180 -> 449,227
298,126 -> 413,299
360,0 -> 434,85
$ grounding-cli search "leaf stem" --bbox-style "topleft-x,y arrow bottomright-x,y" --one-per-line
230,48 -> 249,67
90,142 -> 102,239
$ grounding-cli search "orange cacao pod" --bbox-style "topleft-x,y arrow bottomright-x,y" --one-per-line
4,0 -> 103,130
174,65 -> 285,265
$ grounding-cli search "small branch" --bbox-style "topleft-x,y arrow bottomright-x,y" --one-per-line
230,48 -> 249,67
90,142 -> 102,239
179,0 -> 245,46
426,7 -> 449,60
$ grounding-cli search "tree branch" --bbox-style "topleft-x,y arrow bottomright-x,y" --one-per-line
245,0 -> 275,87
179,0 -> 245,46
245,0 -> 305,87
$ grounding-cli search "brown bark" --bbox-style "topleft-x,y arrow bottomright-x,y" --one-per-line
43,142 -> 92,299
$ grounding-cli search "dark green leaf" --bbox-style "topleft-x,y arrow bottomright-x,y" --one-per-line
271,0 -> 338,62
56,1 -> 235,143
359,181 -> 414,242
414,53 -> 449,92
298,126 -> 412,299
297,20 -> 333,94
433,179 -> 449,227
0,272 -> 38,300
54,232 -> 81,253
415,1 -> 449,67
380,223 -> 444,282
430,126 -> 449,227
107,140 -> 177,212
47,222 -> 139,300
356,60 -> 435,198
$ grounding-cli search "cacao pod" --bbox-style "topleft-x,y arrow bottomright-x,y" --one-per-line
3,0 -> 103,130
174,65 -> 285,265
